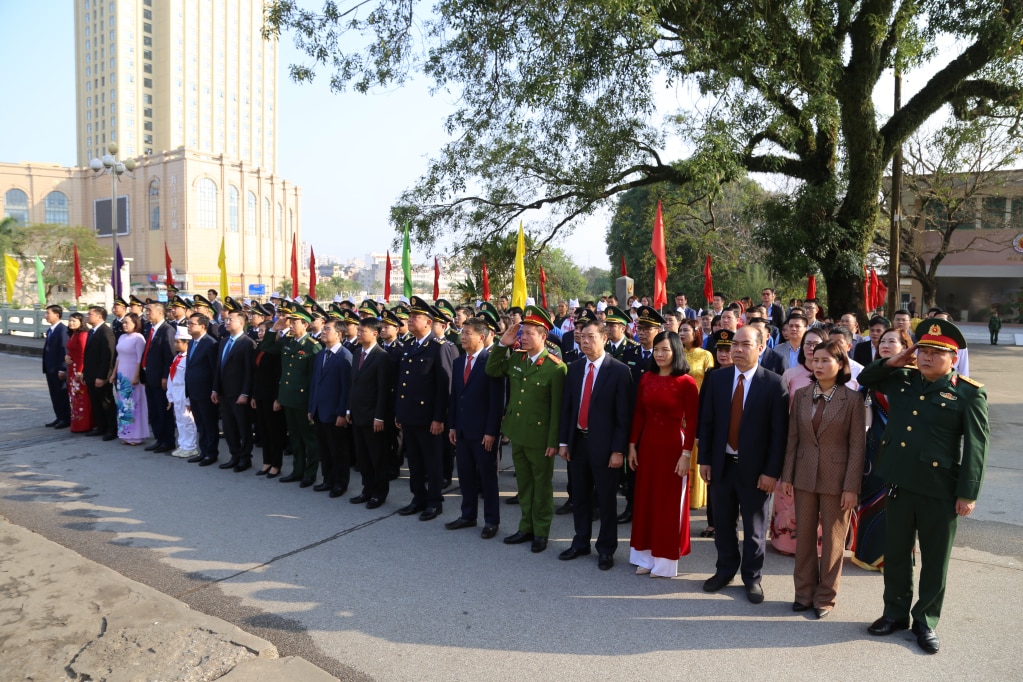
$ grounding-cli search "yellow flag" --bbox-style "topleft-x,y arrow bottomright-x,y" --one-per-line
218,236 -> 229,297
512,222 -> 527,309
4,254 -> 19,304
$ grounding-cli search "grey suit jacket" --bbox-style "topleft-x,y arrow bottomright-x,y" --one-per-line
780,384 -> 865,496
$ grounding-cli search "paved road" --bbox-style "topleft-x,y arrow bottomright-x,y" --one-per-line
1,345 -> 1020,680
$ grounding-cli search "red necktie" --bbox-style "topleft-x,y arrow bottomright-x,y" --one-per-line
141,327 -> 155,369
727,374 -> 745,451
578,362 -> 595,430
463,354 -> 473,385
169,353 -> 183,381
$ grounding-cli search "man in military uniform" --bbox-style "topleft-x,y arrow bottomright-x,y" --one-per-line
168,295 -> 192,328
604,305 -> 638,359
859,319 -> 989,654
261,305 -> 323,487
486,306 -> 567,553
358,298 -> 381,319
379,309 -> 406,480
394,296 -> 454,520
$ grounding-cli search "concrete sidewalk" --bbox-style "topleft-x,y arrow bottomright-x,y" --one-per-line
0,343 -> 1020,681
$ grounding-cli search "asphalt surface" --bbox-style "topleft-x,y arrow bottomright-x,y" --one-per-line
1,343 -> 1021,680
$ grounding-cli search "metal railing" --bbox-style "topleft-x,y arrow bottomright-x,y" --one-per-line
0,304 -> 81,338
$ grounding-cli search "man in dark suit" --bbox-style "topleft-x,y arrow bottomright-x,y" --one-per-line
308,318 -> 354,495
141,301 -> 177,453
42,305 -> 71,428
445,317 -> 505,538
853,315 -> 889,366
394,296 -> 454,521
184,313 -> 221,466
213,305 -> 257,472
698,325 -> 788,603
110,296 -> 128,339
760,288 -> 786,330
348,317 -> 394,508
83,306 -> 117,440
557,317 -> 633,571
378,309 -> 406,479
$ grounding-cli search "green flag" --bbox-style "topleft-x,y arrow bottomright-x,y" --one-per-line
34,255 -> 46,306
402,221 -> 413,298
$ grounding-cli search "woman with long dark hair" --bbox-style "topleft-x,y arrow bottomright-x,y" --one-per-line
627,331 -> 700,578
64,312 -> 93,433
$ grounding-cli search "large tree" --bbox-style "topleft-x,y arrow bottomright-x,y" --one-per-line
3,223 -> 108,304
266,0 -> 1023,314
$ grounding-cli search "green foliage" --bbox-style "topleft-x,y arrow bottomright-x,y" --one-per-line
582,266 -> 612,299
2,223 -> 108,301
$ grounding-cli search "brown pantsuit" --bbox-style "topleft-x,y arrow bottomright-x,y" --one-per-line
793,489 -> 851,608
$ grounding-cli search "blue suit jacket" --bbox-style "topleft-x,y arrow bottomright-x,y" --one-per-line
307,345 -> 353,422
42,323 -> 68,374
185,334 -> 218,399
559,355 -> 633,455
449,347 -> 504,440
697,364 -> 789,487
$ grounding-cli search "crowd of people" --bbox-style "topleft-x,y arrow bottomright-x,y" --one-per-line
36,285 -> 989,655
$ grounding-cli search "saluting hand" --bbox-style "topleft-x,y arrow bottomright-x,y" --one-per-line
886,343 -> 918,368
500,323 -> 521,347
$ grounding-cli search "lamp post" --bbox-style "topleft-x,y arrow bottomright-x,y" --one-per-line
89,142 -> 135,297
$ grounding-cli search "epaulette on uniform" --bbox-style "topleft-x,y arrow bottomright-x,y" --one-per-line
958,374 -> 983,388
546,354 -> 562,365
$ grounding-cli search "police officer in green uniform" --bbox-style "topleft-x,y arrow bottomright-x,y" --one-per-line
604,305 -> 638,359
261,305 -> 323,486
486,305 -> 567,553
435,299 -> 463,350
859,319 -> 989,654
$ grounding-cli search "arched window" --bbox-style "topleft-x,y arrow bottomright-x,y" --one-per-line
4,189 -> 29,224
45,191 -> 70,225
262,197 -> 270,237
275,202 -> 282,239
246,191 -> 257,235
197,178 -> 217,229
148,179 -> 160,230
228,185 -> 239,232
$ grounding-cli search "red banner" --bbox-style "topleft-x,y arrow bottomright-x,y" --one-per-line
164,243 -> 174,290
806,274 -> 817,301
482,259 -> 490,301
702,255 -> 713,304
539,265 -> 548,309
309,247 -> 317,300
651,200 -> 668,309
384,251 -> 392,302
73,245 -> 83,300
433,257 -> 440,300
290,234 -> 299,299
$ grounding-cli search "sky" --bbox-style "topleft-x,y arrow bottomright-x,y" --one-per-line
0,3 -> 951,274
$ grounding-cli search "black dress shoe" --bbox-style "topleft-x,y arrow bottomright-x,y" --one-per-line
912,621 -> 940,654
558,546 -> 591,561
255,468 -> 270,476
279,473 -> 303,483
265,470 -> 280,479
313,482 -> 332,492
153,445 -> 175,454
233,460 -> 252,473
52,421 -> 70,429
815,607 -> 831,619
445,517 -> 477,530
598,554 -> 614,571
480,524 -> 498,539
299,478 -> 316,488
397,503 -> 426,516
187,454 -> 205,463
792,602 -> 812,612
505,494 -> 519,505
867,616 -> 910,636
366,497 -> 384,509
101,433 -> 117,441
745,582 -> 764,604
555,500 -> 574,516
703,573 -> 734,592
86,429 -> 102,437
616,508 -> 633,524
530,536 -> 548,553
329,487 -> 348,498
503,530 -> 534,544
219,458 -> 240,470
45,419 -> 60,427
144,443 -> 160,451
350,494 -> 370,504
198,457 -> 218,467
419,507 -> 442,521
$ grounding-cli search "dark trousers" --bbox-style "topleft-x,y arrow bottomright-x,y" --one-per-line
883,489 -> 958,629
220,396 -> 253,460
403,425 -> 444,508
284,407 -> 319,480
352,423 -> 390,500
255,399 -> 286,469
710,457 -> 770,585
190,395 -> 220,459
990,330 -> 999,344
568,431 -> 619,555
314,419 -> 349,490
45,370 -> 70,423
443,439 -> 455,482
387,422 -> 403,477
145,379 -> 173,446
87,381 -> 116,436
454,433 -> 500,526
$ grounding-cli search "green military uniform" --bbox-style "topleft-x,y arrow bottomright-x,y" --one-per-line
260,315 -> 322,481
486,308 -> 566,539
858,319 -> 988,633
603,305 -> 638,359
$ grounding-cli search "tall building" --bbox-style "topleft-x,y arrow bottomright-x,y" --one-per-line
1,0 -> 298,302
74,0 -> 278,172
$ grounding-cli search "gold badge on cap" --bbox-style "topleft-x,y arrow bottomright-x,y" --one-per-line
720,331 -> 728,339
929,324 -> 941,335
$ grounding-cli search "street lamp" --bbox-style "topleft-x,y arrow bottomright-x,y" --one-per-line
89,142 -> 136,297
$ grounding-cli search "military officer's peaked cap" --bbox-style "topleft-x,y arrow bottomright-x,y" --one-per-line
222,296 -> 242,313
408,295 -> 436,317
169,295 -> 191,310
113,295 -> 129,308
431,304 -> 452,324
192,293 -> 213,310
576,309 -> 598,325
434,298 -> 456,318
167,284 -> 180,295
522,305 -> 554,330
338,308 -> 360,325
714,329 -> 736,347
381,309 -> 402,328
277,299 -> 295,315
287,305 -> 313,323
635,305 -> 666,327
393,302 -> 411,320
478,301 -> 499,319
308,302 -> 329,320
604,305 -> 631,325
477,310 -> 501,334
129,294 -> 145,307
359,299 -> 381,317
916,318 -> 967,351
